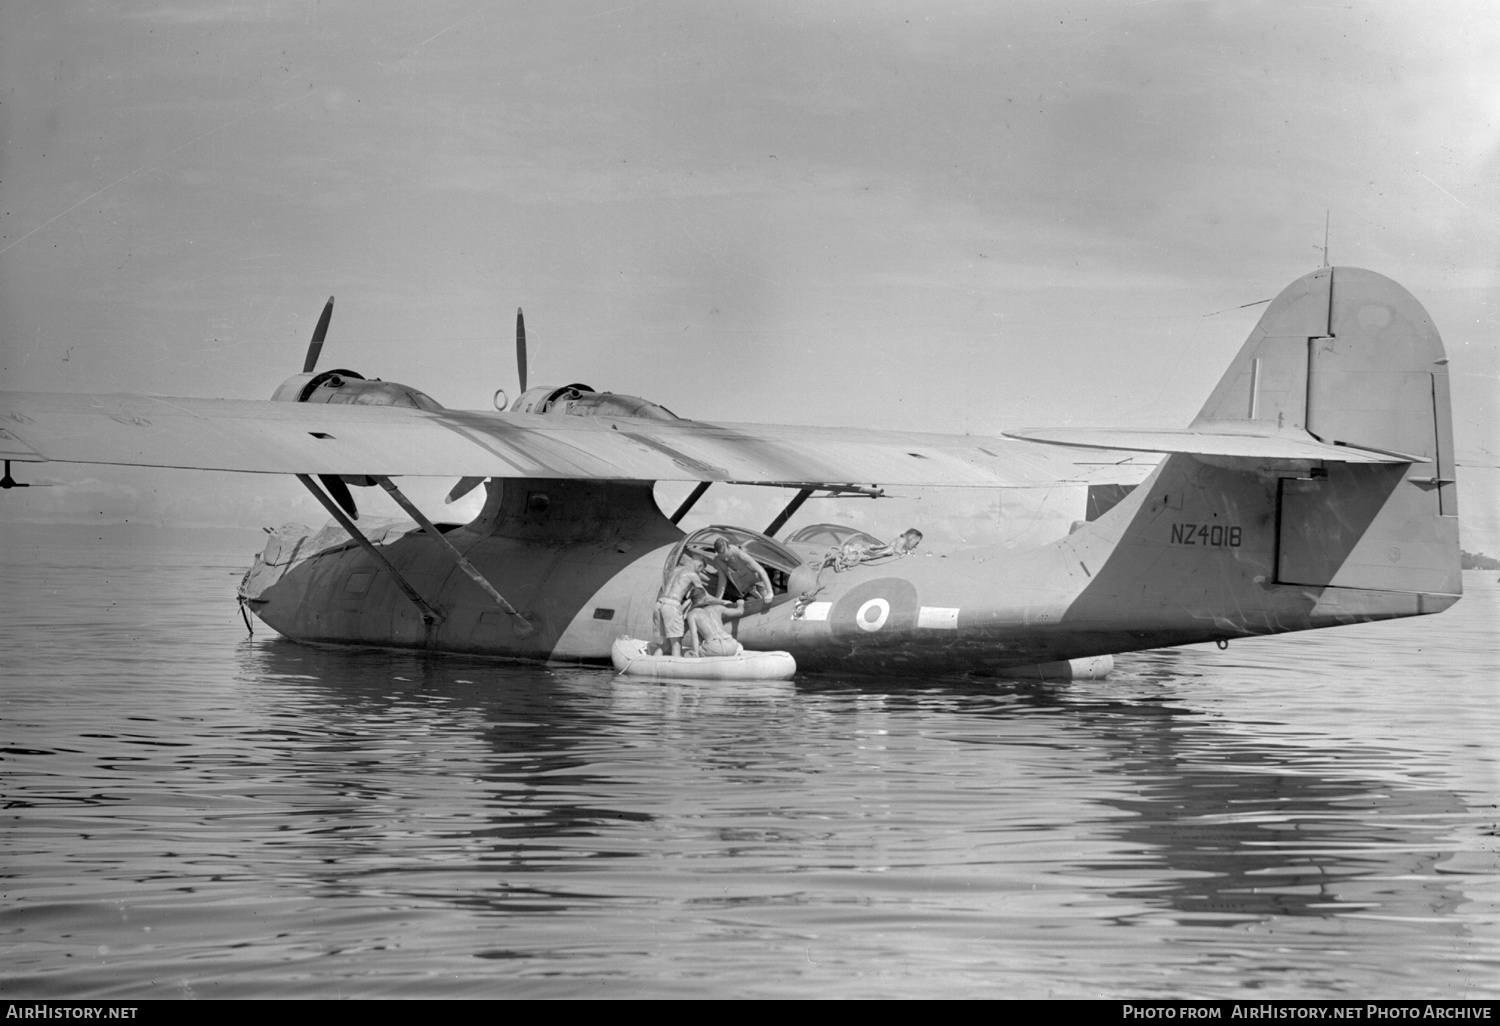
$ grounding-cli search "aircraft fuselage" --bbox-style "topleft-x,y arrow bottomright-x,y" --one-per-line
242,446 -> 1461,676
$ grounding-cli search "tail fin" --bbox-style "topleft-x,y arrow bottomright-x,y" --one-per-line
1192,266 -> 1459,597
1058,267 -> 1459,649
1010,267 -> 1453,471
1194,267 -> 1455,484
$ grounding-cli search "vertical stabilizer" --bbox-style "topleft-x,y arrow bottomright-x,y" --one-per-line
1192,267 -> 1452,480
1192,266 -> 1330,431
1196,266 -> 1459,598
1065,267 -> 1460,653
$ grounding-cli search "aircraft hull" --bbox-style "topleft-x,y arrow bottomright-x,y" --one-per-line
242,447 -> 1460,677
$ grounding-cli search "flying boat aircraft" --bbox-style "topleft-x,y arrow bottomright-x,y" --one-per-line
0,266 -> 1461,677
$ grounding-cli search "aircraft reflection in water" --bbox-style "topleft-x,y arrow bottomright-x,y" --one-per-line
239,640 -> 1468,930
1079,652 -> 1466,926
0,266 -> 1462,676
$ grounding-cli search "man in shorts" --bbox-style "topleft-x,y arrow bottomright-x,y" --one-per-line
685,588 -> 747,658
655,556 -> 707,656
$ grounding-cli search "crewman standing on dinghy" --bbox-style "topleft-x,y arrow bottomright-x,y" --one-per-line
655,557 -> 708,657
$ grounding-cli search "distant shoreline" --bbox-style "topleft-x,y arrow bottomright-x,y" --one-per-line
0,520 -> 269,555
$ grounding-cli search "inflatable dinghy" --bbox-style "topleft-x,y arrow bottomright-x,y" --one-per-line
611,636 -> 796,681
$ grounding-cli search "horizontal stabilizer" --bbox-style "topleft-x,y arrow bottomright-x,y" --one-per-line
1004,426 -> 1417,464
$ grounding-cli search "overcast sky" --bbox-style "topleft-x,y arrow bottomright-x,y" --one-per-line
2,1 -> 1496,549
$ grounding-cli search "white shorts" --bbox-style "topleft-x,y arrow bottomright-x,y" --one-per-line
700,635 -> 742,657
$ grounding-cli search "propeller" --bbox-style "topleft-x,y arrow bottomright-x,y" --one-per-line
516,307 -> 527,393
446,307 -> 526,507
445,476 -> 484,505
295,296 -> 357,517
302,296 -> 335,374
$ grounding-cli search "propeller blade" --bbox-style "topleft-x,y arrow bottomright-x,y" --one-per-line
319,473 -> 357,519
303,296 -> 335,374
445,476 -> 485,505
516,307 -> 527,393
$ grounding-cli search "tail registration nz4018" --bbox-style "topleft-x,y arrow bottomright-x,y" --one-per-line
1169,523 -> 1244,548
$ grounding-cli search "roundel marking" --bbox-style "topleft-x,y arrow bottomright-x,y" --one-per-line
830,578 -> 921,640
856,598 -> 890,632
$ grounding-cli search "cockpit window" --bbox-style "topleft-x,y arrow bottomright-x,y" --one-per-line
566,394 -> 680,420
784,523 -> 885,549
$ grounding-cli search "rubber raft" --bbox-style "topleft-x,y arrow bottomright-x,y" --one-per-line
611,636 -> 797,681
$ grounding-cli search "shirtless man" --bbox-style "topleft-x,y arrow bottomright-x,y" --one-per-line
685,588 -> 746,658
711,537 -> 774,604
890,528 -> 923,556
654,557 -> 707,657
824,527 -> 922,569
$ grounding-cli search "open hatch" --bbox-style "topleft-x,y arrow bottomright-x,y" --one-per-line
666,525 -> 810,608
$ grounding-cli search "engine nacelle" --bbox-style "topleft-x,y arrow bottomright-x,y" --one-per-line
271,369 -> 443,411
510,382 -> 678,420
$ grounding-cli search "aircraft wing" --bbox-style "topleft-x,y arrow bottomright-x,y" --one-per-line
0,391 -> 1158,488
1005,427 -> 1416,464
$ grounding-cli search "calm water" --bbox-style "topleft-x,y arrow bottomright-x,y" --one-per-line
2,525 -> 1497,999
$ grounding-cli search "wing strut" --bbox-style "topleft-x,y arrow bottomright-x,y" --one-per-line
373,476 -> 536,638
764,488 -> 814,537
670,481 -> 711,524
296,474 -> 444,627
1,460 -> 31,489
